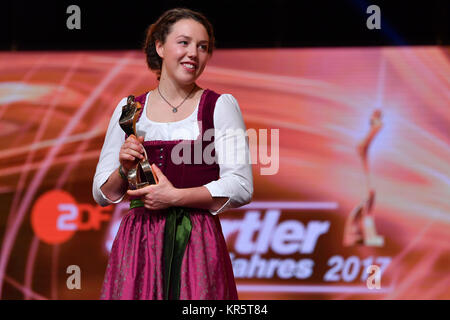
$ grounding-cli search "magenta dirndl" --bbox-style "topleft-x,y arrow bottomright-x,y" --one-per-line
100,89 -> 238,300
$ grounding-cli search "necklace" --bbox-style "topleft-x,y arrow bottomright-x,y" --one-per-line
157,84 -> 196,113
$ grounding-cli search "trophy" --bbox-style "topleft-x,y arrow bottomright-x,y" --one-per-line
119,95 -> 158,189
343,110 -> 384,247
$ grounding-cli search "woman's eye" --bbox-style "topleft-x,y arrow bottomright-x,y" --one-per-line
179,41 -> 188,45
200,45 -> 208,50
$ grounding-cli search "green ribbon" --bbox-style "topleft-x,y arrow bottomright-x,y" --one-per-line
163,206 -> 192,300
129,199 -> 192,300
130,199 -> 145,209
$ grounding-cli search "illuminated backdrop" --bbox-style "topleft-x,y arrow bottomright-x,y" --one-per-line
0,47 -> 449,299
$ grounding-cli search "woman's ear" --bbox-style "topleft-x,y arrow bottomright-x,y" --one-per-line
155,40 -> 164,59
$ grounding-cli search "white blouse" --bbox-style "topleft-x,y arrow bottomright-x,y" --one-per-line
92,91 -> 253,215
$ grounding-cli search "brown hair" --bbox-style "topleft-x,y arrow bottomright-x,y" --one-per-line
143,8 -> 215,81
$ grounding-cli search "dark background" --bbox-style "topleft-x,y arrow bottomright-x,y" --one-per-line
1,0 -> 448,51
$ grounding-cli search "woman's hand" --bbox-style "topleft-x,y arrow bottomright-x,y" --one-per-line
119,134 -> 145,173
126,164 -> 179,210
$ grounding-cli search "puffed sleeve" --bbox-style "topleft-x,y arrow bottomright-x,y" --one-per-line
203,94 -> 254,214
92,97 -> 127,206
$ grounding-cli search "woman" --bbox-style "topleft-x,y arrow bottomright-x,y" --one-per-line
93,8 -> 253,300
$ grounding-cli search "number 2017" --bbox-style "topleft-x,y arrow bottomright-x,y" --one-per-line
323,255 -> 391,282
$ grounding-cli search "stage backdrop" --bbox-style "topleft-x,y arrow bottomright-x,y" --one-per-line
0,47 -> 449,300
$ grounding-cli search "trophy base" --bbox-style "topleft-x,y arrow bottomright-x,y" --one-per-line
343,207 -> 385,247
364,236 -> 384,247
362,216 -> 384,246
127,160 -> 157,189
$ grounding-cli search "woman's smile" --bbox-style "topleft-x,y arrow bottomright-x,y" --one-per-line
181,62 -> 197,72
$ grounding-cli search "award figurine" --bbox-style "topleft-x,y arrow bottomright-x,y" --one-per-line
343,109 -> 384,247
119,95 -> 158,189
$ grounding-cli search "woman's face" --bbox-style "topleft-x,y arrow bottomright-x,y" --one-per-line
156,18 -> 211,85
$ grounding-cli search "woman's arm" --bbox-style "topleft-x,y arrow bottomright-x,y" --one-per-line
172,186 -> 229,211
126,163 -> 228,211
92,97 -> 129,206
202,93 -> 254,214
127,93 -> 254,213
100,133 -> 145,201
100,167 -> 129,202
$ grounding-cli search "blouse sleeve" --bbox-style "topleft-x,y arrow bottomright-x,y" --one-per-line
203,94 -> 254,214
92,97 -> 127,206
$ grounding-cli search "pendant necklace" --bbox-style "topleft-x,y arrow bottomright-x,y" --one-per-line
157,84 -> 196,113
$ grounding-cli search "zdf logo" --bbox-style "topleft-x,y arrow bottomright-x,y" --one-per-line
31,190 -> 111,244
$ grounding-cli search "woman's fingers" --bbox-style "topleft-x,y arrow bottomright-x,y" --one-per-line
144,200 -> 160,210
121,154 -> 134,161
125,135 -> 143,149
124,147 -> 144,160
124,140 -> 144,153
121,137 -> 144,158
120,135 -> 146,170
127,185 -> 150,197
119,149 -> 142,162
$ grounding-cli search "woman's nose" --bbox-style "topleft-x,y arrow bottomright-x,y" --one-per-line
187,44 -> 198,58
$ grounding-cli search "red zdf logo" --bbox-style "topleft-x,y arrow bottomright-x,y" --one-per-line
31,190 -> 111,244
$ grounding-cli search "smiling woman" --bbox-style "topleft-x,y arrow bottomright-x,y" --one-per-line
144,8 -> 215,82
93,7 -> 253,300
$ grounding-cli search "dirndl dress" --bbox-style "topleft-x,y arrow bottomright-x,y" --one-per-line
100,89 -> 238,300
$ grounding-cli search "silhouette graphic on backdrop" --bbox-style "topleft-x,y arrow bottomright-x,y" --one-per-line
343,110 -> 384,247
